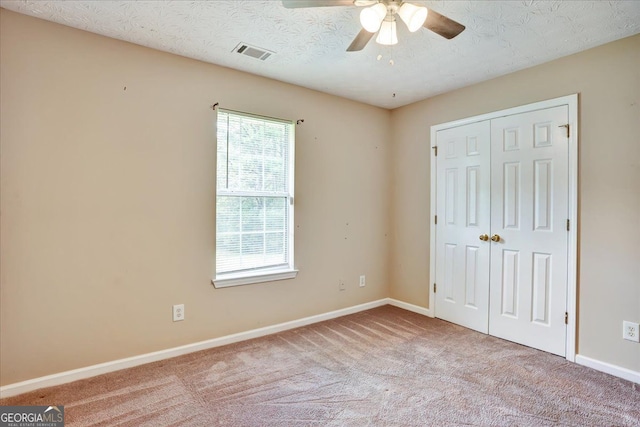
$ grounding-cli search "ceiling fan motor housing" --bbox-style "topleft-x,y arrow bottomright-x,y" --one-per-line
385,0 -> 401,14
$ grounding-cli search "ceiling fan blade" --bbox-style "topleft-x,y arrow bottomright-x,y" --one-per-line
346,28 -> 375,52
282,0 -> 354,8
423,9 -> 465,39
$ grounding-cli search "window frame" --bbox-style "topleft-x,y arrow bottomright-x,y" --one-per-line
212,108 -> 297,288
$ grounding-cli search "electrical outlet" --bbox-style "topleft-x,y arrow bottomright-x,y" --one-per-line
173,304 -> 185,322
623,321 -> 639,342
339,279 -> 346,291
359,275 -> 366,287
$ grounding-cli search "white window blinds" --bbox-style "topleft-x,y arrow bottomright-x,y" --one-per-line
216,109 -> 294,276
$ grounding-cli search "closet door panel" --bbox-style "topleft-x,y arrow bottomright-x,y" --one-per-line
488,106 -> 569,357
435,120 -> 491,333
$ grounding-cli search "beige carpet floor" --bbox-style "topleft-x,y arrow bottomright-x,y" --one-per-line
1,305 -> 639,426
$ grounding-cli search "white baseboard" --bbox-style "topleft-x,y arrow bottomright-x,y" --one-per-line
575,354 -> 640,384
387,298 -> 433,317
0,298 -> 392,399
0,298 -> 435,398
12,301 -> 637,398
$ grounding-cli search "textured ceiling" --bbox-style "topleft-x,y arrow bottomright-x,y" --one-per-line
2,0 -> 640,109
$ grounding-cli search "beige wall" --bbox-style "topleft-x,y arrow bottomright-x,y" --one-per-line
390,34 -> 640,371
0,9 -> 391,386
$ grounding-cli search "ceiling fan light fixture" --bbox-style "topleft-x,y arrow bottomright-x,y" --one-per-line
360,3 -> 387,33
398,2 -> 428,32
375,18 -> 398,46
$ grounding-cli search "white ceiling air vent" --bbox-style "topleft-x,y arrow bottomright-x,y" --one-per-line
233,43 -> 274,61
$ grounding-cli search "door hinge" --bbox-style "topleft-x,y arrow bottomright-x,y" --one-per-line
559,124 -> 570,138
564,312 -> 568,325
435,215 -> 438,225
434,283 -> 437,293
432,146 -> 438,156
566,219 -> 570,231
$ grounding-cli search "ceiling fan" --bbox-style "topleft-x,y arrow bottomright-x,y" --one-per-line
281,0 -> 465,51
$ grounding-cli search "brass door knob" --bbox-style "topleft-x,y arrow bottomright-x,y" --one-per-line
479,234 -> 489,241
491,234 -> 501,242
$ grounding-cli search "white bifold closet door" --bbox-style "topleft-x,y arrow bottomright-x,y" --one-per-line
488,106 -> 569,356
435,105 -> 569,356
435,120 -> 492,334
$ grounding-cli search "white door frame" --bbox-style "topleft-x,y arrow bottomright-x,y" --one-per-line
429,94 -> 579,362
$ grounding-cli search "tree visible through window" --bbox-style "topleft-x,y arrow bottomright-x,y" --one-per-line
215,109 -> 294,280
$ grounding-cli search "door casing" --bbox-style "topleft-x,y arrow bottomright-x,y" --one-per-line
429,94 -> 579,362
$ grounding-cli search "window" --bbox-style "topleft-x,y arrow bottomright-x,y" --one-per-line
213,109 -> 296,287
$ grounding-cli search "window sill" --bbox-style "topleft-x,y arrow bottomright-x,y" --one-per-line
212,269 -> 298,288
